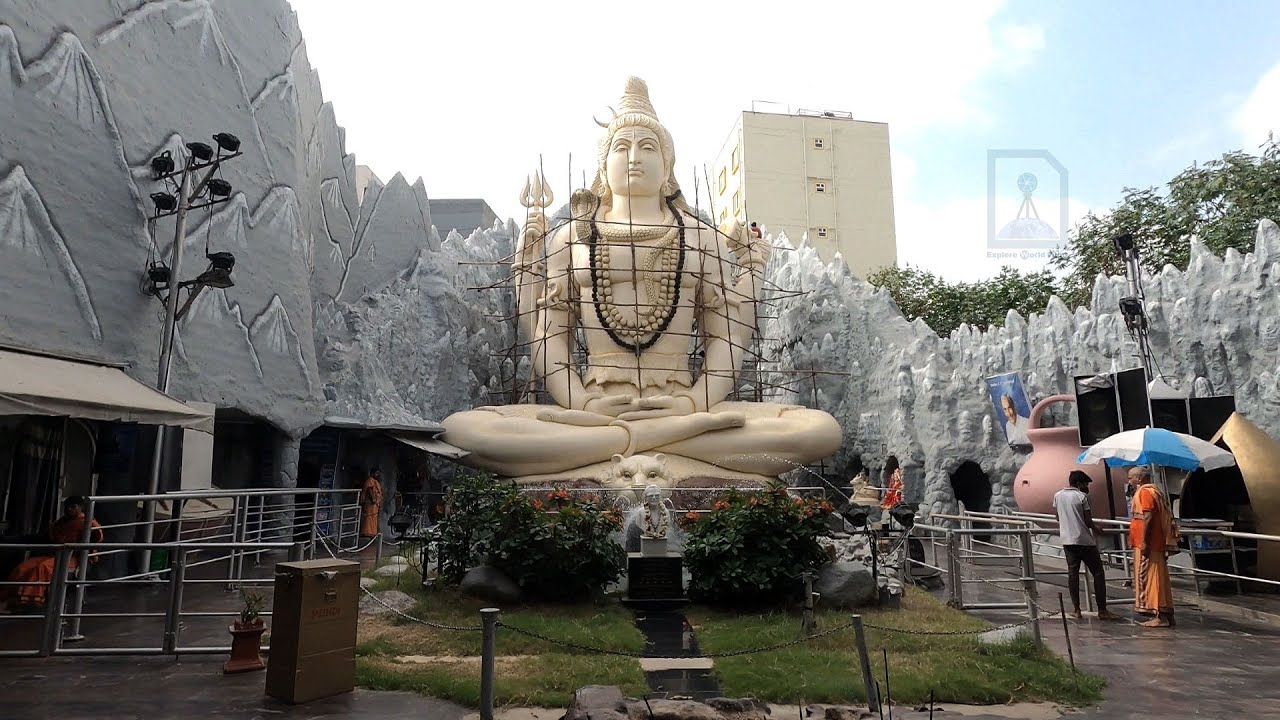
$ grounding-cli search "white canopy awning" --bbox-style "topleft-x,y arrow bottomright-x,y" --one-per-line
0,348 -> 215,433
390,433 -> 470,460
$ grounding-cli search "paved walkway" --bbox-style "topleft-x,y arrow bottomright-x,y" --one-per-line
964,575 -> 1280,719
0,655 -> 469,720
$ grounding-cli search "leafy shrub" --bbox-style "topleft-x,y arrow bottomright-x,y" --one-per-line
430,475 -> 625,601
681,483 -> 834,606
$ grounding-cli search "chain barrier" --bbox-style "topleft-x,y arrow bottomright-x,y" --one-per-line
496,619 -> 855,659
314,530 -> 481,632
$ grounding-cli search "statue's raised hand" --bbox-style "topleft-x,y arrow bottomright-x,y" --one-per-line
616,395 -> 695,421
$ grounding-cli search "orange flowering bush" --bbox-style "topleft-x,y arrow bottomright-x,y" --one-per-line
429,475 -> 625,601
682,482 -> 834,606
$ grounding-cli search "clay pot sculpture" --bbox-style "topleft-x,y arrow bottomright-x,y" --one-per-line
224,619 -> 266,674
1013,394 -> 1127,519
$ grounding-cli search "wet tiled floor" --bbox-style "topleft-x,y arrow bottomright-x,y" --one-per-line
961,577 -> 1280,719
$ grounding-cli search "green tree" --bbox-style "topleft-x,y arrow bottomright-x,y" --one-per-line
867,264 -> 1063,336
1051,136 -> 1280,306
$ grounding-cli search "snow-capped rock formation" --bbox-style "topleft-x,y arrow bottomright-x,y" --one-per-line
762,220 -> 1280,518
0,1 -> 508,485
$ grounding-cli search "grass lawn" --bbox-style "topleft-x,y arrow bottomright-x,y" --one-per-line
357,567 -> 1103,708
356,568 -> 647,706
688,591 -> 1105,705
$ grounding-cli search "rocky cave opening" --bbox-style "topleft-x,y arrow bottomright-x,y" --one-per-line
950,461 -> 992,543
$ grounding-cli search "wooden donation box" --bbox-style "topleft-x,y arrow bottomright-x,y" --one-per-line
265,559 -> 361,704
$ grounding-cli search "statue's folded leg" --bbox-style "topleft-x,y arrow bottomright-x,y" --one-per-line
652,405 -> 842,476
442,407 -> 631,477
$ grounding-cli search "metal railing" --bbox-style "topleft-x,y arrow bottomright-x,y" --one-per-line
1,486 -> 370,657
912,508 -> 1280,617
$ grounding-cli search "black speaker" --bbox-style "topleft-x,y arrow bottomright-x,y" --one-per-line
1115,367 -> 1151,431
1074,375 -> 1121,447
1150,398 -> 1191,434
1189,396 -> 1236,442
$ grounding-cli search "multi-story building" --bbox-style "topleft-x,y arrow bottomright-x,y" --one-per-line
711,109 -> 897,278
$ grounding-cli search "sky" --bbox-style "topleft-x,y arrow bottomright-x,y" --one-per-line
289,0 -> 1280,282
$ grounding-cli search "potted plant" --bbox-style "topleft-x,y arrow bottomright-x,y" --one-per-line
224,588 -> 267,674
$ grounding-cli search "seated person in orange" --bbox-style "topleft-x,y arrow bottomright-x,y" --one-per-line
2,496 -> 103,610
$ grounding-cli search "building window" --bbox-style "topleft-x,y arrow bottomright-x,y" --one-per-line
732,189 -> 742,214
813,137 -> 824,149
816,227 -> 829,238
731,145 -> 740,172
814,181 -> 826,193
719,207 -> 728,223
718,167 -> 727,195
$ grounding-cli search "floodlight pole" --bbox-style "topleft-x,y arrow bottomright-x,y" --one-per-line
138,151 -> 230,575
1119,246 -> 1155,380
139,158 -> 194,576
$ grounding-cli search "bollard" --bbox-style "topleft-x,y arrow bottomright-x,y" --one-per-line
288,542 -> 306,563
850,614 -> 880,713
802,574 -> 816,636
1021,577 -> 1042,647
162,548 -> 188,655
40,549 -> 72,656
480,608 -> 499,720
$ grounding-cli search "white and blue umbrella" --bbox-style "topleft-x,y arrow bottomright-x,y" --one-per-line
1076,428 -> 1236,472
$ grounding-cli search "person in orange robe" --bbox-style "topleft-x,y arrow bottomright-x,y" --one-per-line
1128,466 -> 1178,628
3,496 -> 103,611
359,468 -> 384,539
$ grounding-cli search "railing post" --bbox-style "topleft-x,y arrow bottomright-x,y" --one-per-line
1017,529 -> 1037,583
40,549 -> 72,657
480,608 -> 499,720
850,614 -> 880,713
307,495 -> 319,560
162,547 -> 188,655
946,530 -> 963,608
66,498 -> 96,642
226,495 -> 242,589
1022,576 -> 1042,647
254,496 -> 266,566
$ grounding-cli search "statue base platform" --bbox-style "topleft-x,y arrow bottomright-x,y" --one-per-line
512,455 -> 772,510
622,552 -> 687,611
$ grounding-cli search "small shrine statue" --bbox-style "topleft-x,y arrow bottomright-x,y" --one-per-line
442,76 -> 841,486
639,484 -> 671,540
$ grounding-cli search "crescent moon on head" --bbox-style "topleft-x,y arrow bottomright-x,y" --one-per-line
593,106 -> 616,128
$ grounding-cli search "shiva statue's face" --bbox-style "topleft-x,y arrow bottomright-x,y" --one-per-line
606,126 -> 665,199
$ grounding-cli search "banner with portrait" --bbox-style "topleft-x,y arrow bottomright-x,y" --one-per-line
986,372 -> 1033,447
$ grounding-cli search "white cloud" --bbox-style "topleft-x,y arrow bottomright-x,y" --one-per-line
289,0 -> 1044,222
1235,61 -> 1280,149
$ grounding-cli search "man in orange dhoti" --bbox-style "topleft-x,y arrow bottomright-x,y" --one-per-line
360,468 -> 384,539
1128,467 -> 1178,628
3,496 -> 103,611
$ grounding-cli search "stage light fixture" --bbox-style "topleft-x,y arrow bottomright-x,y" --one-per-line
150,151 -> 175,178
186,141 -> 214,162
207,178 -> 232,198
150,192 -> 178,212
213,132 -> 241,153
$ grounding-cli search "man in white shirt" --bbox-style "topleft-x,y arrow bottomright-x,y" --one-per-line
1052,471 -> 1120,620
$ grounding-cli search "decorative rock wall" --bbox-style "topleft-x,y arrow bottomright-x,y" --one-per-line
0,1 -> 508,456
762,220 -> 1280,519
